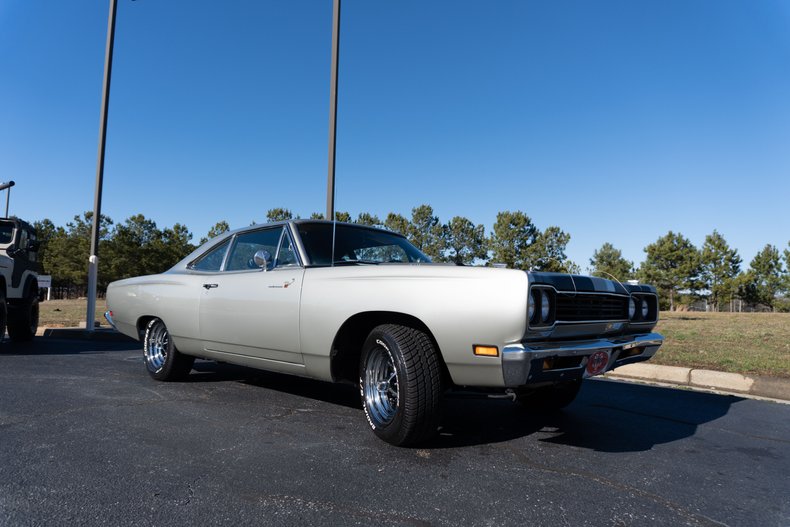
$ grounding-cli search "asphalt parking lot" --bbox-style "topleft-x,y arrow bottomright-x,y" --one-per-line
1,338 -> 789,526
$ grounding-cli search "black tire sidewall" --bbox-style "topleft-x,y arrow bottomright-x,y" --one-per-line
359,327 -> 410,444
28,292 -> 39,335
7,284 -> 37,342
359,324 -> 443,446
0,289 -> 7,341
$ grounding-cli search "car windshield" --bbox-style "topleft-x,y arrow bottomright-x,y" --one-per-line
297,223 -> 431,266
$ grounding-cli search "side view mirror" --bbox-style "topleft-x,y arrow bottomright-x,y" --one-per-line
253,249 -> 272,271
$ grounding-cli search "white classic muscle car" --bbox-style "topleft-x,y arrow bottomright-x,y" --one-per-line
105,220 -> 663,445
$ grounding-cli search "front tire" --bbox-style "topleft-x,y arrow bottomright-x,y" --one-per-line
7,285 -> 38,342
359,324 -> 442,446
143,318 -> 194,381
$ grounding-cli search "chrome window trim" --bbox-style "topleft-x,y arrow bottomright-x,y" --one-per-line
272,228 -> 285,267
288,222 -> 311,266
187,222 -> 307,274
221,233 -> 237,272
277,225 -> 303,268
223,225 -> 298,273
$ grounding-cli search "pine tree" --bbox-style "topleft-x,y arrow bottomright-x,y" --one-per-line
589,242 -> 633,281
638,231 -> 701,311
700,230 -> 741,311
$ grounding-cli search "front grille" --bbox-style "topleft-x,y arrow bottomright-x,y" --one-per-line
555,293 -> 628,322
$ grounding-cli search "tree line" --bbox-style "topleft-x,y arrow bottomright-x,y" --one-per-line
591,231 -> 790,312
31,206 -> 790,311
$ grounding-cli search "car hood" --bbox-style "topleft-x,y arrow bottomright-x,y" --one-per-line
527,271 -> 656,295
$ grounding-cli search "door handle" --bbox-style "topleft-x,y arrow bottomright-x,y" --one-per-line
203,283 -> 218,290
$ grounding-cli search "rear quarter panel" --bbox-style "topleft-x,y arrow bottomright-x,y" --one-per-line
106,272 -> 203,354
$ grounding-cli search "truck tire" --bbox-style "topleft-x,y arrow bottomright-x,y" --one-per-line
0,288 -> 7,342
359,324 -> 442,446
7,284 -> 38,342
143,318 -> 195,381
516,379 -> 583,411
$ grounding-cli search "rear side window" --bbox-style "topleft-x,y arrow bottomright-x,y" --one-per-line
190,239 -> 230,272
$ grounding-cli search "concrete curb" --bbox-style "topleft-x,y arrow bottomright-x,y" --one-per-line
36,327 -> 135,343
605,363 -> 790,401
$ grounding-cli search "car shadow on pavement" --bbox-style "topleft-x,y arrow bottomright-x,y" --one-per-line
189,360 -> 745,451
190,360 -> 361,410
0,339 -> 133,356
430,379 -> 745,451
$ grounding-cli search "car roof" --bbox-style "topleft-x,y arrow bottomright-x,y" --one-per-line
224,219 -> 407,240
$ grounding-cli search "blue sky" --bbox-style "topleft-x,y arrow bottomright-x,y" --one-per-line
1,0 -> 789,270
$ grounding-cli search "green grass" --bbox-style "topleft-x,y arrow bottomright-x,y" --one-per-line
36,300 -> 790,378
652,312 -> 790,378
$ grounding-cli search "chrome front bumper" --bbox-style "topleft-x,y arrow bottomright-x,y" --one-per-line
501,332 -> 664,387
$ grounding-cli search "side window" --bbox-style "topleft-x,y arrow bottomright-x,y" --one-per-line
190,239 -> 230,272
0,222 -> 14,244
25,230 -> 38,262
18,229 -> 28,249
276,231 -> 299,267
226,227 -> 283,271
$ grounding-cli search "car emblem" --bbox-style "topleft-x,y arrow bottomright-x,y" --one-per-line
586,351 -> 610,376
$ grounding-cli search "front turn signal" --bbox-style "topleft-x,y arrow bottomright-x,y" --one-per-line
474,345 -> 499,357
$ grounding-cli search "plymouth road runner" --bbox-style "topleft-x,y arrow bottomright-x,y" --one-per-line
105,220 -> 663,445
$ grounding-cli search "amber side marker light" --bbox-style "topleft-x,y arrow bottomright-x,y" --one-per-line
474,345 -> 499,357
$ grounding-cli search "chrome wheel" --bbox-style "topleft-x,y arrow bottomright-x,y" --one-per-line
144,321 -> 169,373
362,345 -> 399,427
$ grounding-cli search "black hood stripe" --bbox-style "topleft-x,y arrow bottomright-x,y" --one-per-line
527,271 -> 657,295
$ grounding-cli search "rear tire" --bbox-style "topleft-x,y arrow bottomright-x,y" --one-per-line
516,379 -> 583,411
7,285 -> 38,342
143,318 -> 194,381
359,324 -> 442,446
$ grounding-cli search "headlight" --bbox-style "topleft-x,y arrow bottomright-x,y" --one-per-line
528,291 -> 536,322
541,290 -> 550,322
641,298 -> 649,319
628,297 -> 636,319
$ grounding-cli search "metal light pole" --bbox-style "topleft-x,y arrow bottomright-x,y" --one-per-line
326,0 -> 341,221
0,181 -> 15,217
86,0 -> 118,331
